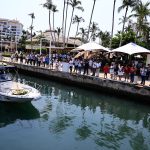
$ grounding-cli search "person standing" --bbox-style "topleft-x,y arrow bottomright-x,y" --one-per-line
83,59 -> 89,75
78,60 -> 82,74
92,60 -> 97,76
118,64 -> 124,81
109,63 -> 115,79
103,63 -> 109,79
130,65 -> 136,83
124,65 -> 130,82
140,65 -> 147,85
69,59 -> 74,73
96,61 -> 101,77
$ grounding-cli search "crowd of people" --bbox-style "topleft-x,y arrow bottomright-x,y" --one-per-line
9,52 -> 150,86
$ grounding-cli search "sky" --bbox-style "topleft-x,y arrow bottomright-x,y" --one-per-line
0,0 -> 149,37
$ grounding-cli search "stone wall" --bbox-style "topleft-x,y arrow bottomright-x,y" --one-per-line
11,63 -> 150,103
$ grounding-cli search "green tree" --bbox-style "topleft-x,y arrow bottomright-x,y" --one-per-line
118,0 -> 137,47
78,27 -> 88,44
90,22 -> 99,41
18,30 -> 28,51
111,29 -> 136,48
72,15 -> 84,47
97,31 -> 110,47
130,1 -> 150,39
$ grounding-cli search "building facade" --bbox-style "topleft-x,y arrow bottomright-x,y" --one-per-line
0,18 -> 23,50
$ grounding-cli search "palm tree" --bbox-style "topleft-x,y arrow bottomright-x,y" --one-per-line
78,28 -> 88,44
118,16 -> 132,33
52,5 -> 59,45
67,0 -> 84,43
64,0 -> 69,47
72,15 -> 84,47
118,0 -> 137,47
89,22 -> 99,41
55,27 -> 62,47
96,31 -> 110,47
143,25 -> 150,43
87,0 -> 96,41
130,1 -> 150,38
109,0 -> 116,50
118,16 -> 131,25
42,0 -> 54,44
28,13 -> 35,51
18,30 -> 28,51
62,0 -> 66,46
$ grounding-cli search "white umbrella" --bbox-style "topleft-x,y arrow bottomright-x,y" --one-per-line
76,42 -> 110,52
111,42 -> 150,55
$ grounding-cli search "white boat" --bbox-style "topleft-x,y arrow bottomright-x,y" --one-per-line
0,65 -> 41,102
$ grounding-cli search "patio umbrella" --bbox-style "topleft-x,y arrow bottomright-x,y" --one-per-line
111,42 -> 150,55
76,42 -> 110,52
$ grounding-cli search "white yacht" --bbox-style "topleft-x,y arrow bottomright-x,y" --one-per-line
0,65 -> 41,102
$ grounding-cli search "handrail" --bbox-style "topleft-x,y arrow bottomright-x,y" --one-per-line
21,80 -> 42,91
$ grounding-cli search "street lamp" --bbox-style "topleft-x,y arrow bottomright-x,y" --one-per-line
15,36 -> 17,52
0,25 -> 4,52
49,38 -> 51,66
1,39 -> 4,52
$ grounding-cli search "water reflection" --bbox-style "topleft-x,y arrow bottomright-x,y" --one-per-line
0,102 -> 40,128
17,74 -> 150,150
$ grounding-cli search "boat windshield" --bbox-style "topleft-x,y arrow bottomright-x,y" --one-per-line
0,73 -> 12,82
0,66 -> 14,82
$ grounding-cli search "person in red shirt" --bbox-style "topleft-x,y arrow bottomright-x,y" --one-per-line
103,63 -> 109,79
124,65 -> 130,82
130,65 -> 136,83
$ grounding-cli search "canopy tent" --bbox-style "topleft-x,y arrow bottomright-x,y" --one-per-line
71,42 -> 110,52
111,42 -> 150,55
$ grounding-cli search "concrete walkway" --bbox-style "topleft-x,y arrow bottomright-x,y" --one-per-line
2,56 -> 150,87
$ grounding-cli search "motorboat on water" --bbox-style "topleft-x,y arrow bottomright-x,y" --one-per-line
0,65 -> 41,102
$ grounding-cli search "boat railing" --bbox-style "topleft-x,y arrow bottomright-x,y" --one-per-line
21,79 -> 42,91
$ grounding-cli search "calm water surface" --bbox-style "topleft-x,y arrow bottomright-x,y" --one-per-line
0,75 -> 150,150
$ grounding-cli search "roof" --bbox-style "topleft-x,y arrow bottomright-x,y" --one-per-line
26,31 -> 81,46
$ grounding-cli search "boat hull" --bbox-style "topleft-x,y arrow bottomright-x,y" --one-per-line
0,81 -> 41,103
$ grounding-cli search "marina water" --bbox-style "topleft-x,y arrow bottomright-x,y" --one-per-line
0,74 -> 150,150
